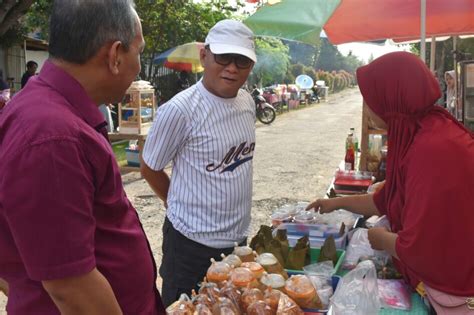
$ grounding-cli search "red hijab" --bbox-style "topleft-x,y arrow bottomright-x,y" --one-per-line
357,52 -> 474,295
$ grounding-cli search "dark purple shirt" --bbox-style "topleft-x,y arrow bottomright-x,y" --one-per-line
0,60 -> 164,314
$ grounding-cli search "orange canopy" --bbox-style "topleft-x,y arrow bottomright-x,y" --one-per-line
324,0 -> 474,45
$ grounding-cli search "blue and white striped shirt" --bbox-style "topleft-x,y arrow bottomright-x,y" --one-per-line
143,81 -> 256,248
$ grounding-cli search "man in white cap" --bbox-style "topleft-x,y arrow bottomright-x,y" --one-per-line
141,19 -> 257,306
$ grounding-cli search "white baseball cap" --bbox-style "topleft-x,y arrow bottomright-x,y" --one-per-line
204,19 -> 257,63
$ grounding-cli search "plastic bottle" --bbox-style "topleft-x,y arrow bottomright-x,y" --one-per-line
350,127 -> 359,153
344,133 -> 355,171
345,131 -> 354,151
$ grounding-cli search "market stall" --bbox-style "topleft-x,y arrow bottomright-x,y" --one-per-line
111,80 -> 156,172
166,171 -> 430,314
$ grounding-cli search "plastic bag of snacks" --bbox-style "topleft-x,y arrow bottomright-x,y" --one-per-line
166,293 -> 194,315
276,292 -> 304,315
284,275 -> 323,309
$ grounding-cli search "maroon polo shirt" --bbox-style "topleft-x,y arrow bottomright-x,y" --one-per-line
0,60 -> 164,314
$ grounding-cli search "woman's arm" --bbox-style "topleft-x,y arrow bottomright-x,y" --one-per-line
306,193 -> 381,217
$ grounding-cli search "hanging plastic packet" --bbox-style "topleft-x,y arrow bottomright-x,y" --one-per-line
330,260 -> 380,315
377,279 -> 412,311
343,228 -> 375,269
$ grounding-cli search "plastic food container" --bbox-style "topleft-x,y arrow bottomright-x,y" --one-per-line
293,211 -> 315,224
270,211 -> 293,227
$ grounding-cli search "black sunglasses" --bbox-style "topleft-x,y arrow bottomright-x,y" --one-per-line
206,47 -> 253,69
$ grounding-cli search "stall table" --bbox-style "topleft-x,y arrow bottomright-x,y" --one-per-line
109,132 -> 147,173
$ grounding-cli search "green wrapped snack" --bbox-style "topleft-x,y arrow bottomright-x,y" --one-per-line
317,235 -> 338,265
285,235 -> 310,270
274,229 -> 290,262
250,225 -> 273,254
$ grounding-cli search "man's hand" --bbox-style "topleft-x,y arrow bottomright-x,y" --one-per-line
306,198 -> 337,214
42,268 -> 122,315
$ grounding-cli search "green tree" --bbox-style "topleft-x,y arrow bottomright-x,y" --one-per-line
0,0 -> 35,46
250,37 -> 290,87
135,0 -> 240,81
24,0 -> 52,41
285,40 -> 319,67
316,38 -> 343,71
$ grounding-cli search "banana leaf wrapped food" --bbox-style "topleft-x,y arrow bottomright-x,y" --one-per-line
317,235 -> 338,266
285,235 -> 310,270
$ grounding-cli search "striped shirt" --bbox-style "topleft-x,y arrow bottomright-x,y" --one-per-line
143,81 -> 255,248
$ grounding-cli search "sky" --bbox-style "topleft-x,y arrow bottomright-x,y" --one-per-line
337,41 -> 411,63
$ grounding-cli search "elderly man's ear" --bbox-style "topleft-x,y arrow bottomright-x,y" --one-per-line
107,41 -> 123,75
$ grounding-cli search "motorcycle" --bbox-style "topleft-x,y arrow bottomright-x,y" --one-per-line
254,94 -> 276,124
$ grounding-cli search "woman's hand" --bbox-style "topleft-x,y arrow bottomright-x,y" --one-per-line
368,227 -> 399,259
306,198 -> 337,214
367,227 -> 389,250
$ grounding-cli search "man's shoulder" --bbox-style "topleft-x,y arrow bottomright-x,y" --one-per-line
3,84 -> 83,142
162,84 -> 201,112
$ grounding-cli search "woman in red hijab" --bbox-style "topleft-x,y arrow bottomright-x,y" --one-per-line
307,52 -> 474,297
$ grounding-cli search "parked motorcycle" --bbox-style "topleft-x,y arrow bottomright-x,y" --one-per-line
254,94 -> 276,124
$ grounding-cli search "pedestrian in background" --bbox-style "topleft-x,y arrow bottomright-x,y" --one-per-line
20,61 -> 38,89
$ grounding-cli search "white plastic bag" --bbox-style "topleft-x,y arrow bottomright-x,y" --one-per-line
330,260 -> 380,315
343,228 -> 374,269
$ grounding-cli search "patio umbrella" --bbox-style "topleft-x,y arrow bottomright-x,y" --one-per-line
244,0 -> 474,56
324,0 -> 474,45
244,0 -> 341,46
154,41 -> 205,73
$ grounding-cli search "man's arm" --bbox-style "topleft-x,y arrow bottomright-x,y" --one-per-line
140,160 -> 170,208
42,268 -> 122,315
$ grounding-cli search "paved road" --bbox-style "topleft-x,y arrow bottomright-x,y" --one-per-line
0,87 -> 364,312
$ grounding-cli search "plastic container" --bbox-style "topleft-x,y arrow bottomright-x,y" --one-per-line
125,147 -> 140,167
285,248 -> 346,275
270,211 -> 293,227
277,223 -> 348,250
293,211 -> 315,224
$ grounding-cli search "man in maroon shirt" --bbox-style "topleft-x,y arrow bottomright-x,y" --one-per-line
0,1 -> 165,314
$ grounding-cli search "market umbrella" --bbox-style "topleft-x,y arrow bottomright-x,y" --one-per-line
244,0 -> 474,55
153,41 -> 205,73
324,0 -> 474,45
244,0 -> 341,46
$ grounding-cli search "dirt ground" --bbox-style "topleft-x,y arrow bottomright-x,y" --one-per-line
0,87 -> 363,313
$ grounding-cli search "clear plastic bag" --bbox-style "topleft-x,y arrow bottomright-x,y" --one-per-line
343,228 -> 375,269
377,279 -> 411,311
303,261 -> 335,307
330,260 -> 380,315
166,293 -> 195,315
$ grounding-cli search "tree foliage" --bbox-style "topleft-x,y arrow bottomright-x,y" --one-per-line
411,37 -> 474,82
136,0 -> 240,81
285,40 -> 319,67
316,38 -> 363,74
0,0 -> 35,46
250,37 -> 290,87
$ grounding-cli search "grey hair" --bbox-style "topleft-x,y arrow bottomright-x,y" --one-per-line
49,0 -> 137,64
